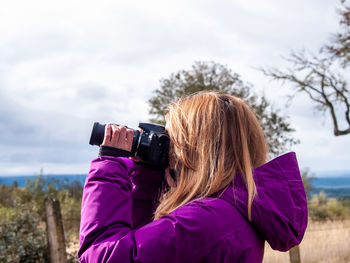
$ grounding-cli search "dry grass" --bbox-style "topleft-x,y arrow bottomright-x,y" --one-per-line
66,236 -> 80,256
263,220 -> 350,263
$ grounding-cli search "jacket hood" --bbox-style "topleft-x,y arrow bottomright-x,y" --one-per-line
219,152 -> 308,251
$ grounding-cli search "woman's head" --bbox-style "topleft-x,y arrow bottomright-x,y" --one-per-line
154,91 -> 267,220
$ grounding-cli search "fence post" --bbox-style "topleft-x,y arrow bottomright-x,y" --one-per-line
45,196 -> 68,263
289,245 -> 301,263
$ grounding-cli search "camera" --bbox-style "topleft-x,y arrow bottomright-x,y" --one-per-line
89,122 -> 169,168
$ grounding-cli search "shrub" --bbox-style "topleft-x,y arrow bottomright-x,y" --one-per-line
0,204 -> 49,263
0,175 -> 83,262
309,191 -> 350,221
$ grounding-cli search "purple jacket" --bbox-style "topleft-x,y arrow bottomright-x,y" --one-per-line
78,152 -> 307,262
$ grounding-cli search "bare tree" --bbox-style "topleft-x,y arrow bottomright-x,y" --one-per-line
261,1 -> 350,136
261,50 -> 350,136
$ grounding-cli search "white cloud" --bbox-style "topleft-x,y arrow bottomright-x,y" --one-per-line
0,0 -> 348,175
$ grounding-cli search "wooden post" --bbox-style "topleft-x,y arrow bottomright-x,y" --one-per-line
289,245 -> 301,263
45,197 -> 67,263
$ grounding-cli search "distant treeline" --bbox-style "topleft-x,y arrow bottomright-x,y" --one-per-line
0,174 -> 86,189
310,187 -> 350,200
1,174 -> 350,199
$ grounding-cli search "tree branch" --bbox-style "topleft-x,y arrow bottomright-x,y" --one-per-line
260,50 -> 350,136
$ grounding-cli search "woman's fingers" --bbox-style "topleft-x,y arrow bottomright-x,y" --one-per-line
102,124 -> 133,152
118,126 -> 129,151
130,156 -> 141,162
126,129 -> 134,151
119,126 -> 127,142
111,125 -> 121,145
102,124 -> 112,145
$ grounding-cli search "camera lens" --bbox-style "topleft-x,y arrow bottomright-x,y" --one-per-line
89,122 -> 106,146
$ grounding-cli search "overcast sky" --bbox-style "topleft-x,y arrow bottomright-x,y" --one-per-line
0,0 -> 349,176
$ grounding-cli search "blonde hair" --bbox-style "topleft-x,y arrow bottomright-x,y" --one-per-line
154,91 -> 267,221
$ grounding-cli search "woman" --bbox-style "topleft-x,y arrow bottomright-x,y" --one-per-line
78,92 -> 308,262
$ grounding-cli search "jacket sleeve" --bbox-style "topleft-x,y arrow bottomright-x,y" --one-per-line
130,164 -> 164,228
78,156 -> 219,263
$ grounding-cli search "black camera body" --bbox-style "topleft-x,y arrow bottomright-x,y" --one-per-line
89,122 -> 169,168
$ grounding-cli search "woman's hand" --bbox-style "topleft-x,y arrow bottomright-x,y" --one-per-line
102,124 -> 134,152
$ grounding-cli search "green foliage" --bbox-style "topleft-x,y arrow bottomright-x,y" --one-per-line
58,190 -> 82,240
301,168 -> 315,200
67,252 -> 80,263
148,61 -> 299,156
309,191 -> 350,221
0,204 -> 49,263
0,206 -> 17,222
0,175 -> 83,262
0,184 -> 19,207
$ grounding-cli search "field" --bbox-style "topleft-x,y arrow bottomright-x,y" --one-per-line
263,220 -> 350,263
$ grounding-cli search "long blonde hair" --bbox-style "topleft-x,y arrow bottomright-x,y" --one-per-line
154,91 -> 267,221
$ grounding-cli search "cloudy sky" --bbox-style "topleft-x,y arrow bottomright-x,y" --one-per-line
0,0 -> 349,176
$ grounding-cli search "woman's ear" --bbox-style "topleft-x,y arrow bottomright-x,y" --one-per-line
165,167 -> 177,187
